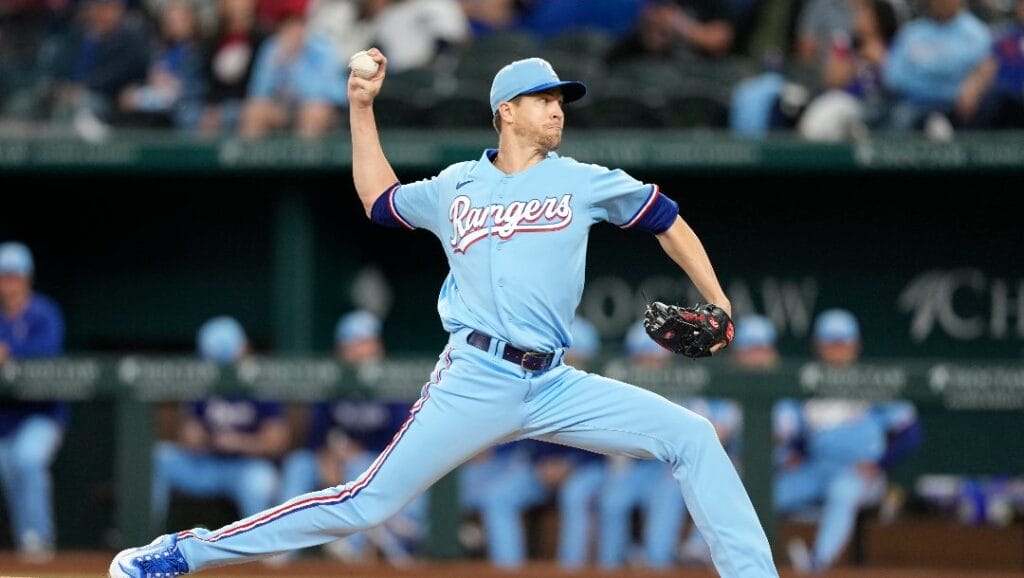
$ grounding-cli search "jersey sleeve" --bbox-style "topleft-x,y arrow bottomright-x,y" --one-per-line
588,165 -> 678,234
370,177 -> 441,234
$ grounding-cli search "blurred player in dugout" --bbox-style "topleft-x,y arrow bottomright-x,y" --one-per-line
0,242 -> 66,561
150,316 -> 289,534
776,309 -> 923,574
278,310 -> 427,564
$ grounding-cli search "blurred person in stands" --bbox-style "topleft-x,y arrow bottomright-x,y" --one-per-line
597,321 -> 685,570
606,0 -> 734,62
200,0 -> 267,135
796,0 -> 857,66
240,4 -> 345,138
0,0 -> 64,110
458,0 -> 520,36
798,0 -> 904,141
778,309 -> 922,574
307,0 -> 389,77
882,0 -> 990,135
118,0 -> 205,131
278,310 -> 426,564
514,0 -> 643,39
0,242 -> 65,562
151,317 -> 289,534
144,0 -> 218,35
956,0 -> 1024,128
45,0 -> 149,136
372,0 -> 469,73
456,316 -> 606,569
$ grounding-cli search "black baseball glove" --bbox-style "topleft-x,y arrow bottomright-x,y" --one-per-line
643,302 -> 735,358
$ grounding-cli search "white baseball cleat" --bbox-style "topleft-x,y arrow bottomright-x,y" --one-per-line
109,533 -> 190,577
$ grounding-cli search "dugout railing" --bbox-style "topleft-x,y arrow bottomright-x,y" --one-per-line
3,355 -> 1022,556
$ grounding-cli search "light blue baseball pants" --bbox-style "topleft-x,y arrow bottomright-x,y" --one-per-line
280,448 -> 427,558
0,416 -> 63,551
174,330 -> 777,577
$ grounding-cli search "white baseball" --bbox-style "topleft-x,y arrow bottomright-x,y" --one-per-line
349,51 -> 379,80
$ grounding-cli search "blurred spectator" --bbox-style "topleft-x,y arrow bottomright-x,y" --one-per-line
731,313 -> 780,369
150,317 -> 289,533
0,242 -> 66,562
44,0 -> 150,135
374,0 -> 469,72
200,0 -> 267,135
882,0 -> 991,133
607,0 -> 735,62
279,310 -> 426,564
118,0 -> 205,130
240,7 -> 345,138
778,309 -> 921,574
796,0 -> 857,65
798,0 -> 903,141
307,0 -> 389,74
598,321 -> 684,570
516,0 -> 643,39
0,0 -> 63,109
459,0 -> 519,36
257,0 -> 311,26
957,0 -> 1024,128
144,0 -> 218,36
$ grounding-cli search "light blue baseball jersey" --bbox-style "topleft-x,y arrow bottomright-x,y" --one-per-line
373,149 -> 678,352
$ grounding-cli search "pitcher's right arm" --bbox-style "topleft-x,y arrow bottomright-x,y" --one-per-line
349,48 -> 399,217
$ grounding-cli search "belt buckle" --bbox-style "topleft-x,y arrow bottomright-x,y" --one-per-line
520,351 -> 545,372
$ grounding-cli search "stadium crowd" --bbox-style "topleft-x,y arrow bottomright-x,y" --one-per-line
2,0 -> 1024,140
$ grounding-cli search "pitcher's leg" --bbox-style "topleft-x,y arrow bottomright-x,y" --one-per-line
175,347 -> 522,572
528,368 -> 777,578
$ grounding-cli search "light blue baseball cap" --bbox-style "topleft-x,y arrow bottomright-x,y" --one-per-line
0,242 -> 34,276
489,58 -> 587,114
568,316 -> 600,360
197,316 -> 247,364
335,310 -> 382,345
625,320 -> 670,359
813,309 -> 860,343
733,315 -> 778,350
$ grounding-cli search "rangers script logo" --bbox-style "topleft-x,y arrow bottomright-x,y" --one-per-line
448,194 -> 573,253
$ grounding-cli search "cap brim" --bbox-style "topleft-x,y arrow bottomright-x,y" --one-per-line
517,80 -> 587,104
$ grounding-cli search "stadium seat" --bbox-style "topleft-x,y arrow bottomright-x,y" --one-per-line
423,90 -> 492,128
542,28 -> 615,58
660,90 -> 731,128
575,87 -> 663,128
372,93 -> 430,128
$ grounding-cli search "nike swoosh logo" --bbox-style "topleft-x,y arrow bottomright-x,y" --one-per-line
456,180 -> 473,190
